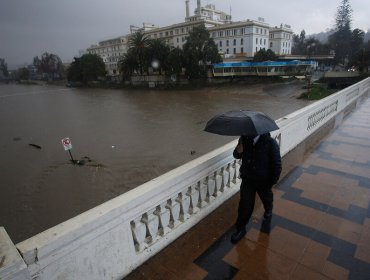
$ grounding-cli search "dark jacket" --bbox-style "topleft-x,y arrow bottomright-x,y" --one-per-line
233,133 -> 282,186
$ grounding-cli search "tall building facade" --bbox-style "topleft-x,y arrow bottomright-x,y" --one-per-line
87,36 -> 129,75
87,1 -> 293,75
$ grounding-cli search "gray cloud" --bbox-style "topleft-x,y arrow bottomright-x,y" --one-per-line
0,0 -> 369,68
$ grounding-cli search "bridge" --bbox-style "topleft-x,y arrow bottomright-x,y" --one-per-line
1,78 -> 370,279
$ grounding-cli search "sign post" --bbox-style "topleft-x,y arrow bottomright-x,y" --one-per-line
61,137 -> 75,163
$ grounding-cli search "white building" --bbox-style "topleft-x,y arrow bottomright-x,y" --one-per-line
269,24 -> 293,55
209,18 -> 293,59
87,36 -> 129,75
87,1 -> 293,75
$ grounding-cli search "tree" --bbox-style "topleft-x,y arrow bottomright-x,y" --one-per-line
128,31 -> 150,75
147,38 -> 170,74
33,52 -> 64,80
350,28 -> 365,59
329,0 -> 353,65
351,40 -> 370,72
17,67 -> 30,80
0,58 -> 9,78
253,49 -> 277,62
292,31 -> 331,57
67,54 -> 106,84
292,30 -> 306,55
165,47 -> 184,78
183,24 -> 221,80
119,51 -> 138,79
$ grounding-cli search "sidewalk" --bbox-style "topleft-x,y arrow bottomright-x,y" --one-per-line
125,98 -> 370,280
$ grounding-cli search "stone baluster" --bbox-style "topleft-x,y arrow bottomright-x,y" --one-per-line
235,159 -> 241,179
141,208 -> 159,244
187,184 -> 200,214
222,164 -> 230,190
166,196 -> 181,228
214,169 -> 223,195
155,202 -> 171,236
178,190 -> 191,221
196,178 -> 208,208
207,175 -> 216,202
130,216 -> 147,252
229,161 -> 236,186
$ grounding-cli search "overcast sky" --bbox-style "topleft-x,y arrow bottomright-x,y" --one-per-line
1,0 -> 369,68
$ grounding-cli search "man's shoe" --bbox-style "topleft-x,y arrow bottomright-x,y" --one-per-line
231,228 -> 246,244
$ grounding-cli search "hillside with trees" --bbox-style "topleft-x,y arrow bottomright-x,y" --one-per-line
292,0 -> 370,72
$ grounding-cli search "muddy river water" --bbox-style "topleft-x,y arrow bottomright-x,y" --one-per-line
0,81 -> 311,242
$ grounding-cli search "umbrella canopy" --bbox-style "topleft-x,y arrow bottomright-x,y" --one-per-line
204,110 -> 279,136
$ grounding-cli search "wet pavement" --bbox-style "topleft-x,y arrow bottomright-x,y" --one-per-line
125,98 -> 370,279
0,81 -> 311,243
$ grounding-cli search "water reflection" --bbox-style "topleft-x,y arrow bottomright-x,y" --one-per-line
0,82 -> 310,242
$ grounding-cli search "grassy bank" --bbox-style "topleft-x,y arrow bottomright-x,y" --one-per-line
299,84 -> 337,100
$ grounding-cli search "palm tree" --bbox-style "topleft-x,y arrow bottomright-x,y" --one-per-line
128,31 -> 150,75
183,24 -> 221,80
166,47 -> 184,79
147,38 -> 170,74
119,50 -> 138,79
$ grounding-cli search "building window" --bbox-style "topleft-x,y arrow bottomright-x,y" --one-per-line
233,48 -> 236,54
233,39 -> 236,46
241,47 -> 244,53
226,40 -> 229,47
226,48 -> 229,54
256,47 -> 258,52
270,42 -> 273,48
256,38 -> 258,44
241,38 -> 243,45
219,41 -> 222,47
264,39 -> 266,45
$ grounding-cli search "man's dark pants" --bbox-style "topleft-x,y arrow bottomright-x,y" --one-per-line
235,179 -> 273,230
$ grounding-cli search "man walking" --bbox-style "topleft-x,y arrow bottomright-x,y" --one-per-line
231,133 -> 282,243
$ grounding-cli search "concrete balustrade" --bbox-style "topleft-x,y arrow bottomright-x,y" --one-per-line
1,78 -> 369,280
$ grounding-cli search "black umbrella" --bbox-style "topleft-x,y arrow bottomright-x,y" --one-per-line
204,110 -> 279,136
